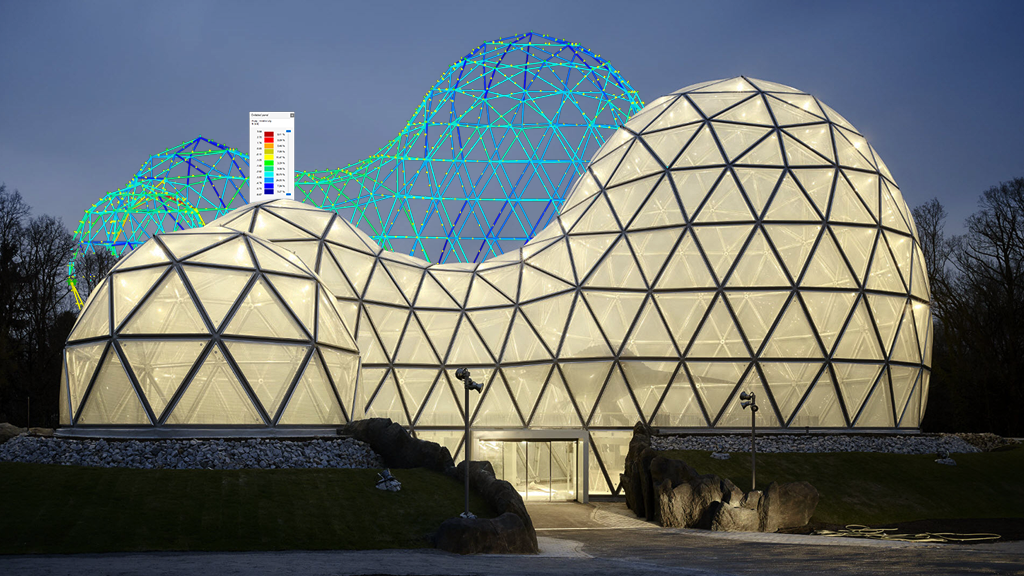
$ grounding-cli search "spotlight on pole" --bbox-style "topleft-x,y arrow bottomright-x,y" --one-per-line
454,367 -> 484,519
739,391 -> 758,490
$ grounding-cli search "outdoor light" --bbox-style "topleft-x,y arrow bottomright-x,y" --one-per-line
455,367 -> 485,518
740,391 -> 758,490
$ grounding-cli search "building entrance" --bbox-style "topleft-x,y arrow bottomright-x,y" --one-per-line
475,440 -> 578,502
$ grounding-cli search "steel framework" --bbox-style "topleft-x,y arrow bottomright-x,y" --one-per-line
69,32 -> 644,306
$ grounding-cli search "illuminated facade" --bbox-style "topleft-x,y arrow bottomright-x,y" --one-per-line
63,77 -> 931,498
61,226 -> 359,427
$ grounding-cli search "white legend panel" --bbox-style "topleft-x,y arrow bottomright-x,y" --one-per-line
249,112 -> 294,202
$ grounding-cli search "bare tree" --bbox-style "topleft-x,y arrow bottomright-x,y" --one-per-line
911,198 -> 955,315
73,249 -> 118,302
928,178 -> 1024,435
0,184 -> 30,417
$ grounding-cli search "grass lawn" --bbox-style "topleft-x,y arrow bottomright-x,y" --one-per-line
0,463 -> 495,554
658,444 -> 1024,526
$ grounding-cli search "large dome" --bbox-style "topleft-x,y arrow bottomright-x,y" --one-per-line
63,77 -> 932,498
60,227 -> 359,427
555,76 -> 932,431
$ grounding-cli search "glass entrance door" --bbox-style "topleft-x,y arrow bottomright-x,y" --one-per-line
475,439 -> 577,501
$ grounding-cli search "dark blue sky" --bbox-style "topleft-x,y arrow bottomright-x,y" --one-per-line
1,0 -> 1021,235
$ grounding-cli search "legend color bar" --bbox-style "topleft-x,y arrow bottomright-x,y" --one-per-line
249,112 -> 294,202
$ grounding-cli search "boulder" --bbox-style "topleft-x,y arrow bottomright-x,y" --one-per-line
757,481 -> 819,532
620,473 -> 634,511
649,455 -> 699,487
721,477 -> 743,507
622,422 -> 652,517
739,490 -> 761,510
341,419 -> 455,473
0,423 -> 24,444
434,512 -> 535,554
453,460 -> 538,553
637,447 -> 660,521
620,424 -> 819,534
709,502 -> 760,532
655,473 -> 726,528
343,419 -> 538,553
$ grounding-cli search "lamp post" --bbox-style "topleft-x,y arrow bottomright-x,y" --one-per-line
739,391 -> 758,490
455,367 -> 484,518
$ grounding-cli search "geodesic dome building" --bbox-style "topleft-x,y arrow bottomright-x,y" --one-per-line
63,77 -> 931,499
60,227 -> 360,428
208,77 -> 932,499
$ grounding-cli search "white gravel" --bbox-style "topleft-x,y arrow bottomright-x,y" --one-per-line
0,436 -> 384,470
652,434 -> 980,454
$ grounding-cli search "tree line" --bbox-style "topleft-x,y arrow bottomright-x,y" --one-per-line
0,183 -> 77,427
0,183 -> 119,427
915,177 -> 1024,437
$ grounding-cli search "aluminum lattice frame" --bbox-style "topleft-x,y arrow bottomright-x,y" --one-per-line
210,77 -> 931,496
61,225 -> 359,428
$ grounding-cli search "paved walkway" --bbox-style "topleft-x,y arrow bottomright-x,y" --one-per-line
2,502 -> 1022,575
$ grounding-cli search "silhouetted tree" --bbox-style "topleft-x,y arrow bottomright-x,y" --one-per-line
0,183 -> 79,427
0,184 -> 30,422
911,198 -> 955,316
73,248 -> 118,302
919,178 -> 1024,436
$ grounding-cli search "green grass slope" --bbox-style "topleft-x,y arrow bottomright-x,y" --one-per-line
0,463 -> 495,554
659,445 -> 1024,525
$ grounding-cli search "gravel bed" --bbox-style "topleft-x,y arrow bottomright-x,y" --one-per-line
652,434 -> 981,455
0,436 -> 384,470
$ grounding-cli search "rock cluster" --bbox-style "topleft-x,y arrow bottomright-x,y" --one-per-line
0,423 -> 24,444
342,418 -> 538,554
950,432 -> 1020,452
653,433 -> 980,454
342,419 -> 456,472
0,436 -> 383,470
623,424 -> 818,533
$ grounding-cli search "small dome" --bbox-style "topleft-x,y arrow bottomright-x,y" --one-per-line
61,227 -> 359,427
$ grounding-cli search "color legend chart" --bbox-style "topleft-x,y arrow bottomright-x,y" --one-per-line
249,112 -> 294,202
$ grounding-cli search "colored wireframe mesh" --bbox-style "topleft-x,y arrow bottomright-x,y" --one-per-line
212,77 -> 931,495
69,32 -> 644,306
298,32 -> 643,263
62,225 -> 359,427
69,136 -> 248,306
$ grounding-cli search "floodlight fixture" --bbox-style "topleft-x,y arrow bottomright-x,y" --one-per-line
739,390 -> 758,490
455,367 -> 485,518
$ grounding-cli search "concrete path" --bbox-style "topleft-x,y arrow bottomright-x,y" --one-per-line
2,502 -> 1021,575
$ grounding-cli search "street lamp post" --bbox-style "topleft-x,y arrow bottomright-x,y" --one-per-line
740,391 -> 758,490
455,367 -> 484,519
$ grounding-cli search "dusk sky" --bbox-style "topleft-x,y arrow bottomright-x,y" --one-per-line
1,0 -> 1021,236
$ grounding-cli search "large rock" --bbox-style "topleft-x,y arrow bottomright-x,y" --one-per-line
709,501 -> 760,532
637,447 -> 660,521
648,455 -> 745,528
453,460 -> 538,552
622,425 -> 818,533
342,419 -> 455,473
655,473 -> 730,528
758,481 -> 819,532
434,512 -> 534,554
649,454 -> 699,487
343,420 -> 538,553
0,423 -> 24,444
622,422 -> 652,517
